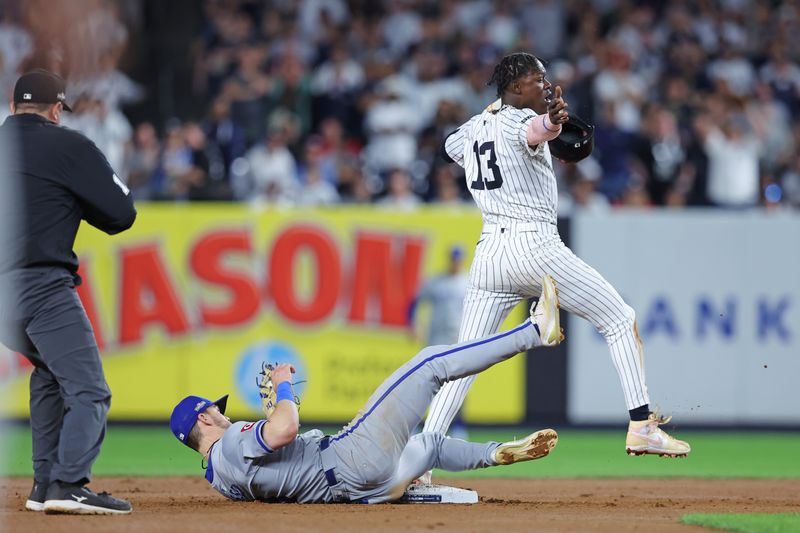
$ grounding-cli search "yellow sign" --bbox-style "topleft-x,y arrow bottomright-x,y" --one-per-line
0,205 -> 526,423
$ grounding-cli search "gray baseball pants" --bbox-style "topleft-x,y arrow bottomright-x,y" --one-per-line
0,267 -> 110,486
322,319 -> 540,503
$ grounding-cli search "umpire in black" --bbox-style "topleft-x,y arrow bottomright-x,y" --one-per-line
0,69 -> 136,514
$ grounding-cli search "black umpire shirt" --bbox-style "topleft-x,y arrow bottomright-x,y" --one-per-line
0,113 -> 137,283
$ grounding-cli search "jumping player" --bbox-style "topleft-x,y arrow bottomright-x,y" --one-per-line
170,276 -> 563,504
422,53 -> 690,483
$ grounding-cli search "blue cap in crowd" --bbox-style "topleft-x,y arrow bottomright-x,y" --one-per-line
170,394 -> 229,446
450,245 -> 464,260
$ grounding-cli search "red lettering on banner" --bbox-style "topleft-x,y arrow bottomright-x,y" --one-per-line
190,229 -> 260,327
119,244 -> 190,344
75,261 -> 105,350
270,226 -> 341,323
348,233 -> 424,326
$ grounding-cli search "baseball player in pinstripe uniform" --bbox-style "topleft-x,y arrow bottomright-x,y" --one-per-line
169,280 -> 562,504
420,53 -> 689,485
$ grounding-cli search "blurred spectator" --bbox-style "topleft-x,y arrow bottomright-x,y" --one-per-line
297,166 -> 340,207
337,160 -> 373,204
593,42 -> 647,132
363,77 -> 420,173
203,98 -> 247,181
152,121 -> 193,200
378,168 -> 420,210
9,0 -> 799,210
0,11 -> 33,104
593,103 -> 636,202
522,0 -> 564,59
183,121 -> 231,201
759,43 -> 800,116
267,51 -> 313,140
241,119 -> 299,205
310,43 -> 364,126
221,42 -> 272,146
707,42 -> 756,98
125,122 -> 161,200
557,157 -> 610,215
694,111 -> 762,208
632,104 -> 685,206
314,117 -> 361,183
382,0 -> 422,58
429,165 -> 466,205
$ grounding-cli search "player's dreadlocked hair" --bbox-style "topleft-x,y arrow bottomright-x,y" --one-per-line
488,53 -> 544,97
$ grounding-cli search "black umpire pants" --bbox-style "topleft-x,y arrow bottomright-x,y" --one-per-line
0,267 -> 110,485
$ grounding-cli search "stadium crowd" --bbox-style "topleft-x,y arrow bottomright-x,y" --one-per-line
2,0 -> 800,210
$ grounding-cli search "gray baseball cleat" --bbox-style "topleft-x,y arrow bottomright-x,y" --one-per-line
531,274 -> 564,346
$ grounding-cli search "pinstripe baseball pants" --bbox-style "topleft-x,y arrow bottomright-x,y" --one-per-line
423,221 -> 649,435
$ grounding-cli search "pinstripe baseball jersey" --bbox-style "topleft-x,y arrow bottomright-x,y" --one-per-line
445,105 -> 558,225
424,102 -> 650,444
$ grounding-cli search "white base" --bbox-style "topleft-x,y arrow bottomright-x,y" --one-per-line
399,484 -> 479,504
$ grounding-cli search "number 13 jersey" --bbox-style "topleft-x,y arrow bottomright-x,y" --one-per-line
444,104 -> 558,226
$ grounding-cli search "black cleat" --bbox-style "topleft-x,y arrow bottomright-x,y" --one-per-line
43,481 -> 132,515
25,480 -> 47,511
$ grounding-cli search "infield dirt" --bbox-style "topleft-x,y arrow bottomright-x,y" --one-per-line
3,477 -> 798,532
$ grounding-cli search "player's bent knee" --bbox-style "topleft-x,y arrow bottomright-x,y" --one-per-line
596,304 -> 636,338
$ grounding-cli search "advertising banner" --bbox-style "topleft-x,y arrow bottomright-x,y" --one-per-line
0,205 -> 526,423
568,211 -> 799,425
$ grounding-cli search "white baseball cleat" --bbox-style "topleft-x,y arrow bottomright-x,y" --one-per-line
494,429 -> 559,465
626,413 -> 691,458
531,274 -> 564,346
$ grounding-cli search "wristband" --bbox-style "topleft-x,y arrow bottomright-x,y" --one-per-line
543,114 -> 559,133
276,381 -> 294,403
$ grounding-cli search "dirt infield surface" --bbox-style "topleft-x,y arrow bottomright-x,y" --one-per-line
3,477 -> 799,532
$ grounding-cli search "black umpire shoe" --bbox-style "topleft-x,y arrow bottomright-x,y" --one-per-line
43,481 -> 133,515
25,480 -> 47,511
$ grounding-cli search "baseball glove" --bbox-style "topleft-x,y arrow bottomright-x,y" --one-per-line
257,362 -> 301,418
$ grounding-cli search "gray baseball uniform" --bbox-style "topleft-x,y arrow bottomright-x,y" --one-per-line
423,104 -> 649,436
205,319 -> 540,503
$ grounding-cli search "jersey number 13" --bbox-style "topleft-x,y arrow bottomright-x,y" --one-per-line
470,141 -> 504,190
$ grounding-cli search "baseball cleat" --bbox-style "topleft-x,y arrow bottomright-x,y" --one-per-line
531,274 -> 564,346
626,413 -> 691,458
494,429 -> 558,465
25,480 -> 47,512
43,481 -> 132,515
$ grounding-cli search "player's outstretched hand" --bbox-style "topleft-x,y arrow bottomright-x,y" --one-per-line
271,363 -> 296,386
258,362 -> 299,418
548,86 -> 569,125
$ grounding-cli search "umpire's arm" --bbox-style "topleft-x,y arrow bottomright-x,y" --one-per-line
66,137 -> 137,234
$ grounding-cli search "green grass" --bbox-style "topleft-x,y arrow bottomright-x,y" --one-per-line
1,425 -> 798,479
682,513 -> 800,533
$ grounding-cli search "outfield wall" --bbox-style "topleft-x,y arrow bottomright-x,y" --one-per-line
569,210 -> 800,426
0,206 -> 796,427
0,205 -> 526,423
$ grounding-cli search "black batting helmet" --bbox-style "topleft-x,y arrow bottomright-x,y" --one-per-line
548,113 -> 594,163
